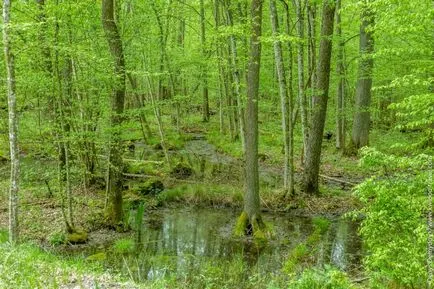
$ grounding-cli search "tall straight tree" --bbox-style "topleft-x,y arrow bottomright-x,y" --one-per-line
269,0 -> 294,195
350,0 -> 374,150
200,0 -> 210,122
295,0 -> 308,163
335,0 -> 346,150
238,0 -> 264,235
102,0 -> 126,225
303,0 -> 336,194
3,0 -> 19,244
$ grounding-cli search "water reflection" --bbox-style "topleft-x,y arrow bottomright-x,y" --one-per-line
112,208 -> 362,281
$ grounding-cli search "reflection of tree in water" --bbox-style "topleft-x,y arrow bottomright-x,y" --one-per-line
114,209 -> 362,282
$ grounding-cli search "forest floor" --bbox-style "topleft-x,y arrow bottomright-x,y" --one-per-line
0,117 -> 419,288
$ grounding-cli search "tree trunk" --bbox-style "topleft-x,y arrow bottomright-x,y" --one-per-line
295,0 -> 308,164
200,0 -> 210,122
102,0 -> 126,225
350,0 -> 374,150
214,0 -> 225,133
226,4 -> 246,149
269,0 -> 294,196
3,0 -> 19,244
239,0 -> 264,235
335,0 -> 346,150
307,2 -> 317,110
303,0 -> 336,195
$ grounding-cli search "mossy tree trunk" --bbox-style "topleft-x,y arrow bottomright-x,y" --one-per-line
303,0 -> 336,194
102,0 -> 126,226
238,0 -> 265,236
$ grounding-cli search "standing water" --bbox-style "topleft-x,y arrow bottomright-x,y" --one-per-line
101,208 -> 362,283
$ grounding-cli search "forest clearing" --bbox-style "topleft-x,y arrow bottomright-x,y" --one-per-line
0,0 -> 432,288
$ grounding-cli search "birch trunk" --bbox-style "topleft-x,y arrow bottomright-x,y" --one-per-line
269,0 -> 294,195
3,0 -> 19,244
295,0 -> 309,163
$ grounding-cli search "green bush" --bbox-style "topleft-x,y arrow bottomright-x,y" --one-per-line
355,148 -> 430,288
287,266 -> 355,289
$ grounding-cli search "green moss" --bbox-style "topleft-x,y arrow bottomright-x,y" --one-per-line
66,230 -> 88,244
234,211 -> 249,237
86,252 -> 107,262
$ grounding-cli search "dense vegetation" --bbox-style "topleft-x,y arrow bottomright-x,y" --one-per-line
0,0 -> 432,288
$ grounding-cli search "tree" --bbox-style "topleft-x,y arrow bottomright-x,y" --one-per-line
295,0 -> 308,163
101,0 -> 126,226
303,0 -> 336,194
3,0 -> 19,244
236,0 -> 264,236
335,0 -> 346,150
269,0 -> 294,195
350,0 -> 374,150
200,0 -> 210,122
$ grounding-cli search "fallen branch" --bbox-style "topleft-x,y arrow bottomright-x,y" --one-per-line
319,174 -> 358,186
123,159 -> 164,165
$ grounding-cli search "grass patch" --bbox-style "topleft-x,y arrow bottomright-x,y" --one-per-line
158,183 -> 243,207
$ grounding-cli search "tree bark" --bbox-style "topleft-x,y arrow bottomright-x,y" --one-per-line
200,0 -> 210,122
295,0 -> 309,163
102,0 -> 126,225
350,0 -> 374,150
307,2 -> 317,110
335,0 -> 346,150
242,0 -> 264,233
303,0 -> 336,194
3,0 -> 19,244
226,4 -> 246,149
269,0 -> 294,195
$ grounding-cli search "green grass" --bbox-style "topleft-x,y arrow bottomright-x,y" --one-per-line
158,183 -> 244,207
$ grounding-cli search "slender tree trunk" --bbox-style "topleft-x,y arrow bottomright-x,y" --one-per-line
307,2 -> 317,110
3,0 -> 19,244
295,0 -> 308,163
350,0 -> 374,150
200,0 -> 210,122
226,4 -> 246,149
240,0 -> 264,235
102,0 -> 126,225
214,0 -> 225,133
335,0 -> 346,150
303,0 -> 336,194
269,0 -> 294,195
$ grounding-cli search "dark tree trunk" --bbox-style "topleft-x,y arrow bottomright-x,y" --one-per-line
335,0 -> 346,150
303,0 -> 336,195
239,0 -> 264,235
102,0 -> 126,225
200,0 -> 210,122
350,0 -> 374,150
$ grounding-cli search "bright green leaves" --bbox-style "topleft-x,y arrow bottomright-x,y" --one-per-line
355,148 -> 432,287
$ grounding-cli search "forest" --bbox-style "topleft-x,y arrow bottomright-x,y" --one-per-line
0,0 -> 432,288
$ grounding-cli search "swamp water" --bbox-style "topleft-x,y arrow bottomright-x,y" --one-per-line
82,208 -> 363,283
